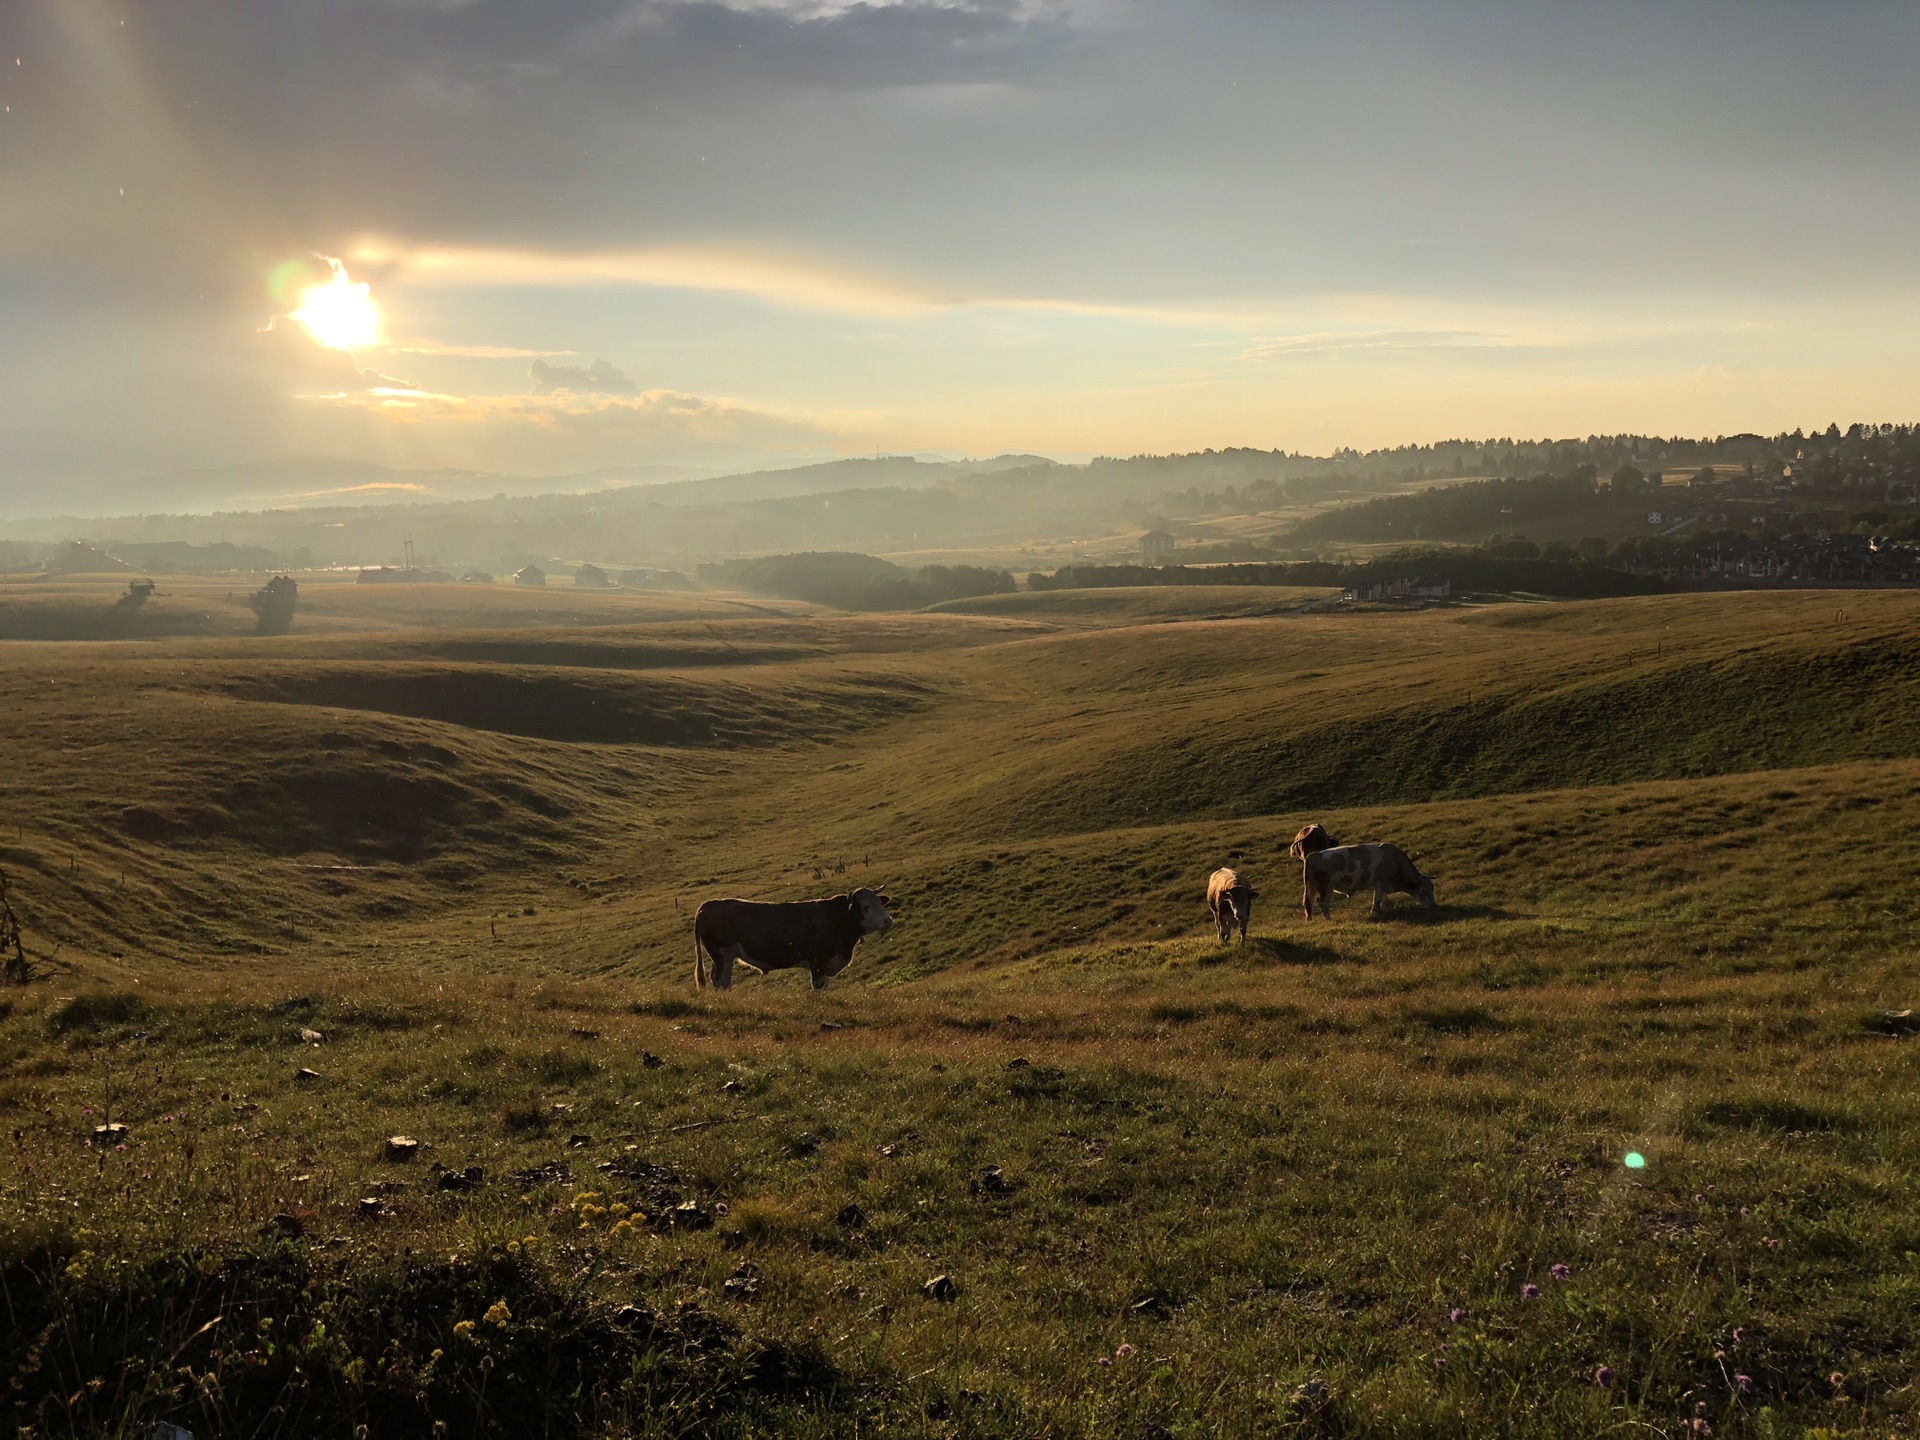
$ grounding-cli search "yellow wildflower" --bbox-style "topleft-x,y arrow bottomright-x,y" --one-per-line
484,1300 -> 512,1327
452,1320 -> 476,1340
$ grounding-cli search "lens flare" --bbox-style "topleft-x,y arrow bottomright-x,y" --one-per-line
1623,1151 -> 1647,1170
289,258 -> 383,351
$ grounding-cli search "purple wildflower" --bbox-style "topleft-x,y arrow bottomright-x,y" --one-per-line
714,1202 -> 730,1217
1522,1283 -> 1541,1299
1448,1308 -> 1466,1324
1731,1327 -> 1745,1343
1434,1356 -> 1447,1369
1735,1374 -> 1753,1396
1116,1343 -> 1136,1358
1097,1357 -> 1112,1367
1594,1365 -> 1613,1388
1549,1263 -> 1571,1281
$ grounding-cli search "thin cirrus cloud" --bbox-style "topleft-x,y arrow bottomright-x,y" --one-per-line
365,243 -> 940,318
359,241 -> 1262,328
387,343 -> 579,360
1238,330 -> 1531,362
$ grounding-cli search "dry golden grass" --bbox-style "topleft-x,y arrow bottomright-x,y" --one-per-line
2,584 -> 1918,1437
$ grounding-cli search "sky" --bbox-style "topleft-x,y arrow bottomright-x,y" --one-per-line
4,0 -> 1919,513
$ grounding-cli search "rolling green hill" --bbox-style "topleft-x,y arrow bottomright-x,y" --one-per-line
2,577 -> 1917,1438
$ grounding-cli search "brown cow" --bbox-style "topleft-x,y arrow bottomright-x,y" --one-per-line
1288,823 -> 1337,859
1301,844 -> 1435,920
1207,868 -> 1257,944
694,888 -> 893,990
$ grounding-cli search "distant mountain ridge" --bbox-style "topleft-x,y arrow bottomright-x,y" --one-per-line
3,451 -> 1062,526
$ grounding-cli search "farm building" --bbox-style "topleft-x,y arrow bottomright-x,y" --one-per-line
459,571 -> 494,584
512,565 -> 547,587
574,563 -> 610,588
1139,530 -> 1176,560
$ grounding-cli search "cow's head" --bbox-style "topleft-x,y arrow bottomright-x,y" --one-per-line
850,887 -> 894,935
1289,823 -> 1336,859
1415,875 -> 1437,908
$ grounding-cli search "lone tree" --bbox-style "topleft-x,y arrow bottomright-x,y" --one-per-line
249,575 -> 299,635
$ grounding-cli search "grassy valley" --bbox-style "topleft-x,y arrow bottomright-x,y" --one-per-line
1,576 -> 1916,1438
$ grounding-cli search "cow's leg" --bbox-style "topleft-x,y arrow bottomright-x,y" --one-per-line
1213,904 -> 1230,943
1238,902 -> 1250,944
1372,885 -> 1388,915
812,950 -> 855,989
713,947 -> 741,990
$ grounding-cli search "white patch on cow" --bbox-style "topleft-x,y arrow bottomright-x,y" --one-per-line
852,887 -> 893,935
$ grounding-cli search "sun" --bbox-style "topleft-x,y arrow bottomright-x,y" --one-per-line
290,257 -> 383,351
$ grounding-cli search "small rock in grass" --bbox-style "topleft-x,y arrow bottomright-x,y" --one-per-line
641,1052 -> 665,1069
1292,1378 -> 1329,1406
567,1133 -> 593,1149
790,1132 -> 820,1157
1131,1295 -> 1164,1316
972,1166 -> 1013,1196
91,1123 -> 130,1146
298,1028 -> 323,1045
294,1068 -> 320,1084
385,1136 -> 420,1162
923,1274 -> 957,1302
1006,1057 -> 1030,1070
719,1079 -> 740,1095
266,1213 -> 303,1238
570,1026 -> 599,1040
878,1142 -> 902,1158
668,1199 -> 711,1231
437,1166 -> 484,1193
723,1263 -> 760,1300
820,1020 -> 843,1031
357,1197 -> 384,1219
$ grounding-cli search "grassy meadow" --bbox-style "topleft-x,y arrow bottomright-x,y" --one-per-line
1,573 -> 1917,1438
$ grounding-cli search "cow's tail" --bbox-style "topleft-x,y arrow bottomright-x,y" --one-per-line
692,911 -> 707,990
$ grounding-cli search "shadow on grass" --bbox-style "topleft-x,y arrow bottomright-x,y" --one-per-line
1378,903 -> 1516,926
1243,936 -> 1348,966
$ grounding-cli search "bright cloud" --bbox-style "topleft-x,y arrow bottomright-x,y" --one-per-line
364,243 -> 936,317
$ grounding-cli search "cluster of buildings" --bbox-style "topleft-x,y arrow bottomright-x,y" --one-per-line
1341,576 -> 1452,603
1619,533 -> 1920,585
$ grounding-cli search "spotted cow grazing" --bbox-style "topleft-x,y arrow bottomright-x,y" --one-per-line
1301,844 -> 1435,920
1207,868 -> 1257,944
1288,823 -> 1337,859
694,888 -> 894,990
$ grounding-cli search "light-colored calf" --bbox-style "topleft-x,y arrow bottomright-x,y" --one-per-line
1207,868 -> 1256,944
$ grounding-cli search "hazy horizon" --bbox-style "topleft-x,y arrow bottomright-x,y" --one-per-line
6,0 -> 1920,516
